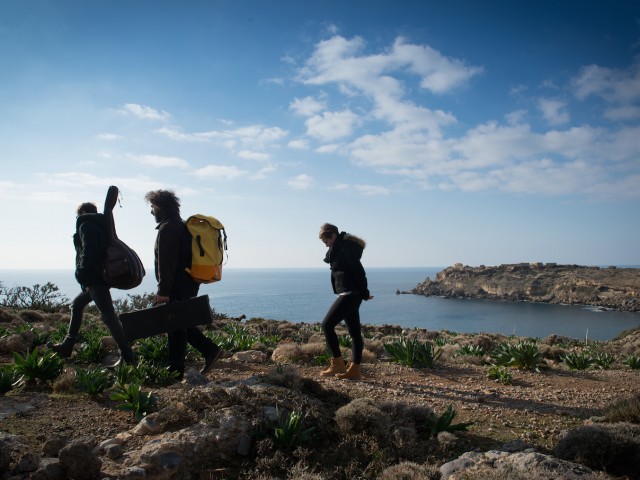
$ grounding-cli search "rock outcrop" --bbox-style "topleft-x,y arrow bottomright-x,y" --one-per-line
411,263 -> 640,312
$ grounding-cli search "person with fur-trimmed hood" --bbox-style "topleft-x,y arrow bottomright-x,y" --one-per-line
318,223 -> 373,380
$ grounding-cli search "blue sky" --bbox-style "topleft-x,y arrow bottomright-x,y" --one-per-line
1,0 -> 639,271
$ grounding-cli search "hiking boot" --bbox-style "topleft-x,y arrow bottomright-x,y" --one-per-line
47,337 -> 76,358
320,356 -> 346,376
336,363 -> 361,380
201,347 -> 223,375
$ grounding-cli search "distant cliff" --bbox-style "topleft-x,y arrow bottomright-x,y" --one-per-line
410,263 -> 640,312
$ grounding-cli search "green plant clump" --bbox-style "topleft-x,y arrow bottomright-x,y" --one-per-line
384,336 -> 442,368
75,367 -> 114,395
562,351 -> 595,370
424,405 -> 473,437
623,353 -> 640,370
109,383 -> 157,421
13,349 -> 65,383
486,364 -> 513,385
0,365 -> 17,394
456,344 -> 485,357
265,407 -> 316,450
490,341 -> 546,372
0,282 -> 69,312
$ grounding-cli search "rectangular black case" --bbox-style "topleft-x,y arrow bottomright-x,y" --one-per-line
120,295 -> 213,341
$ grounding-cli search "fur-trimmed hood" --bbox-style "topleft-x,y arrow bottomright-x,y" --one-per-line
343,233 -> 366,249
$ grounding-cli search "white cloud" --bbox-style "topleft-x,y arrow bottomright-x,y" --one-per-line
158,125 -> 288,150
237,150 -> 271,161
287,174 -> 313,189
305,110 -> 359,141
329,183 -> 349,190
121,103 -> 171,121
572,61 -> 640,103
97,133 -> 121,140
604,105 -> 640,121
538,98 -> 570,125
288,139 -> 310,149
193,165 -> 248,180
289,96 -> 326,116
355,184 -> 390,195
316,144 -> 340,153
250,164 -> 277,180
128,154 -> 188,168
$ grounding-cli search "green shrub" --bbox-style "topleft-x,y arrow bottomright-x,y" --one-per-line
137,336 -> 169,363
338,335 -> 352,348
384,337 -> 442,368
211,323 -> 259,352
490,341 -> 546,372
0,282 -> 69,312
109,383 -> 157,421
486,365 -> 513,385
0,365 -> 17,394
264,407 -> 316,450
13,349 -> 65,383
113,362 -> 143,386
75,367 -> 113,395
592,351 -> 616,370
113,292 -> 156,313
136,359 -> 181,386
456,344 -> 485,357
562,351 -> 595,370
623,353 -> 640,370
74,334 -> 105,364
424,405 -> 473,437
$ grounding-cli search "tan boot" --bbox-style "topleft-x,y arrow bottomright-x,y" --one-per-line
320,356 -> 346,376
336,363 -> 361,380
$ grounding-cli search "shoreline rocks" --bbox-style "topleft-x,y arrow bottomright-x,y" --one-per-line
410,263 -> 640,312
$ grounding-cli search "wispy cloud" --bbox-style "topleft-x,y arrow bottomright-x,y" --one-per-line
287,173 -> 313,189
121,103 -> 171,121
193,165 -> 248,180
538,98 -> 570,125
128,154 -> 189,168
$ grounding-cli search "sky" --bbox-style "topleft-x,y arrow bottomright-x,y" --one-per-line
1,0 -> 639,271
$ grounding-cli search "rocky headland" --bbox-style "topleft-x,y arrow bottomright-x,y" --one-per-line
410,263 -> 640,312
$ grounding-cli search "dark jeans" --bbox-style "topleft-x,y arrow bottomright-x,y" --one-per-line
68,287 -> 134,362
321,293 -> 364,364
166,288 -> 219,372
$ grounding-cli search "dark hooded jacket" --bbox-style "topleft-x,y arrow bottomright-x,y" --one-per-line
154,214 -> 197,299
324,232 -> 370,299
74,213 -> 109,288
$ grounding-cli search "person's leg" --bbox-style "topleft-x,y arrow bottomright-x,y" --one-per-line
343,302 -> 364,364
186,327 -> 222,374
336,296 -> 364,380
320,295 -> 358,376
90,286 -> 136,364
167,329 -> 187,379
48,290 -> 91,357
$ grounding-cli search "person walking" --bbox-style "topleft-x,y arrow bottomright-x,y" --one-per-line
318,223 -> 372,380
144,189 -> 222,380
48,202 -> 136,366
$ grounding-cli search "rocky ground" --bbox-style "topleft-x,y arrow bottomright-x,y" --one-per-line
1,309 -> 640,479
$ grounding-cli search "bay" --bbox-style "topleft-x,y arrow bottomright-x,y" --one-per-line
1,268 -> 639,341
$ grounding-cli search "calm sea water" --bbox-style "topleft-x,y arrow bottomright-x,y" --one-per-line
2,268 -> 639,341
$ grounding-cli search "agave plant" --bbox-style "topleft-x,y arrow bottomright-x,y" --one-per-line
490,341 -> 546,372
384,336 -> 442,368
13,349 -> 65,383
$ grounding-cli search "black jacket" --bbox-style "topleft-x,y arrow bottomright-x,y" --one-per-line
324,232 -> 370,299
154,214 -> 197,299
74,213 -> 109,288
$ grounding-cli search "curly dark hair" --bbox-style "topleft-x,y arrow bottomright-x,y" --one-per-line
76,202 -> 98,215
144,189 -> 181,216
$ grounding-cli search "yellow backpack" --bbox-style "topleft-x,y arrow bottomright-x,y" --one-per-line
184,214 -> 227,283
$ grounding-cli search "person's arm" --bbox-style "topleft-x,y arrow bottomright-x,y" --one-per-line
75,222 -> 102,285
156,223 -> 182,299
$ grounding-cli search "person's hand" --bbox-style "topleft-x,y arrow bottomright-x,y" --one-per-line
364,295 -> 374,301
156,295 -> 170,304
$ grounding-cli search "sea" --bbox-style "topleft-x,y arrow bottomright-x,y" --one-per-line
2,267 -> 639,341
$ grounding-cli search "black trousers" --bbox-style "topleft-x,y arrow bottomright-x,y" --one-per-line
68,287 -> 134,362
321,293 -> 364,364
167,286 -> 218,372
